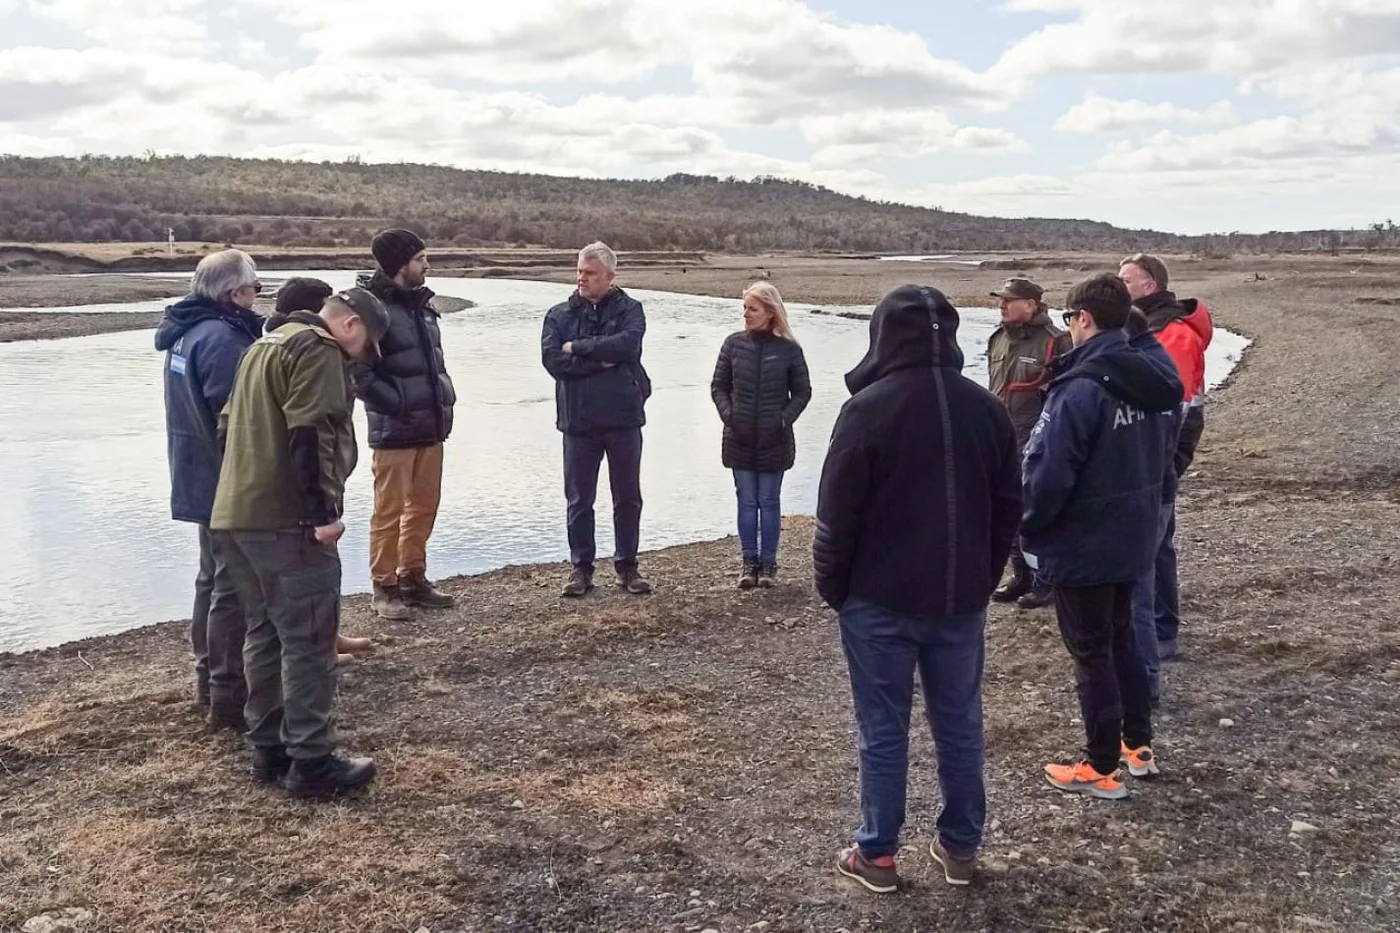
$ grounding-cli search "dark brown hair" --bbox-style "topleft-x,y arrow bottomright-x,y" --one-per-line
1066,273 -> 1132,330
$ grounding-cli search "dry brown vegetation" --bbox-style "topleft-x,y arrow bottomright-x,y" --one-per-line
3,255 -> 1400,932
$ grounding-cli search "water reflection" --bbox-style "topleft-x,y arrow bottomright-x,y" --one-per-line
0,276 -> 1246,653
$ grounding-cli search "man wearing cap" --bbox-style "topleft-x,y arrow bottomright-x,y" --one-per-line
353,229 -> 458,621
986,278 -> 1071,611
209,286 -> 388,799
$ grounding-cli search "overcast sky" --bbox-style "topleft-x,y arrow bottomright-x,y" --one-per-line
2,0 -> 1398,235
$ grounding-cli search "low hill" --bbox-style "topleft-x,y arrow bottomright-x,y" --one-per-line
0,153 -> 1203,254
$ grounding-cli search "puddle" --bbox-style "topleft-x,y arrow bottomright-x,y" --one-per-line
0,276 -> 1246,652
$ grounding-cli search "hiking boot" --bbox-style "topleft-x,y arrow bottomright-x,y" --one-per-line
207,704 -> 248,734
562,568 -> 594,598
1120,742 -> 1162,779
835,845 -> 900,894
929,839 -> 977,886
757,562 -> 777,589
991,572 -> 1033,603
284,754 -> 378,800
398,571 -> 455,609
1158,637 -> 1179,661
372,585 -> 414,621
737,559 -> 760,590
251,745 -> 292,785
617,567 -> 653,595
1017,581 -> 1055,610
1044,761 -> 1128,800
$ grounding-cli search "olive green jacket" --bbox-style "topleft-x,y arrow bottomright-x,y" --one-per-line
210,313 -> 358,531
986,310 -> 1072,445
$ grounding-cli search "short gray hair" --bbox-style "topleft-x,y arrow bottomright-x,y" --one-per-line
578,240 -> 616,272
191,249 -> 258,301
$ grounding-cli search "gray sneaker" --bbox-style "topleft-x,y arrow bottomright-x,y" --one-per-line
372,585 -> 413,621
929,839 -> 976,886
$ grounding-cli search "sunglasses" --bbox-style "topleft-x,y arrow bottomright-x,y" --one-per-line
1061,309 -> 1083,327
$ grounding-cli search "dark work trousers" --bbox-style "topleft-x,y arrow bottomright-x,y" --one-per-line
192,524 -> 247,711
213,528 -> 342,759
563,427 -> 643,574
1158,406 -> 1205,643
1052,582 -> 1153,775
1005,437 -> 1039,584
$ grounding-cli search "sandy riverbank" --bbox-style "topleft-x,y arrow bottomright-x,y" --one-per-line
2,251 -> 1400,931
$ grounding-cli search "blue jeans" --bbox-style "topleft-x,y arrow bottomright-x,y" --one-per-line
838,596 -> 987,860
1132,500 -> 1174,696
1155,501 -> 1180,644
733,469 -> 784,563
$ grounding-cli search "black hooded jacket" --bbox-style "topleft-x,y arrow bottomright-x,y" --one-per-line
349,270 -> 456,449
813,285 -> 1022,616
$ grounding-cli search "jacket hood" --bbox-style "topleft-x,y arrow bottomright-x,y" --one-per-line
154,293 -> 261,351
360,269 -> 435,312
845,285 -> 964,395
1178,297 -> 1215,348
1052,329 -> 1183,413
1135,289 -> 1188,332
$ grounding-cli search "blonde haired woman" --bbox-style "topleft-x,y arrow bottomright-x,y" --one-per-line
710,282 -> 813,588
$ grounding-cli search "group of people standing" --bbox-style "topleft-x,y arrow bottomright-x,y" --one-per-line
156,233 -> 1215,891
822,260 -> 1213,892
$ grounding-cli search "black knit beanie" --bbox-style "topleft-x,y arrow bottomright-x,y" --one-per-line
371,228 -> 427,278
274,277 -> 334,314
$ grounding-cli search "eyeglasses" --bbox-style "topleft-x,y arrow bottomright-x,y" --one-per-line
1061,309 -> 1083,327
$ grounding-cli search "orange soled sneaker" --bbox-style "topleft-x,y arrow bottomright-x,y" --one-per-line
1044,760 -> 1128,800
1120,742 -> 1162,778
836,846 -> 901,894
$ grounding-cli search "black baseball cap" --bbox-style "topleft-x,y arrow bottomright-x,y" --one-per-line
330,286 -> 390,355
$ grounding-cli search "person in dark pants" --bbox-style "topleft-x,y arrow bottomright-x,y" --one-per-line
210,287 -> 388,799
815,285 -> 1022,891
1021,274 -> 1182,800
354,229 -> 458,620
710,281 -> 812,589
541,241 -> 653,598
155,248 -> 263,730
1119,254 -> 1214,660
984,277 -> 1072,610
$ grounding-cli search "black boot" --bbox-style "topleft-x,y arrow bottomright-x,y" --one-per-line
757,562 -> 778,589
1016,579 -> 1055,610
284,754 -> 378,800
251,745 -> 292,785
207,703 -> 248,733
737,558 -> 760,590
992,570 -> 1034,603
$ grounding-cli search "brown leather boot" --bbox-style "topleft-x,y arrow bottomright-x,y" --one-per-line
398,571 -> 455,609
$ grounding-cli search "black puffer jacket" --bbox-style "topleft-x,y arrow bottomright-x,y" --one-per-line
710,330 -> 812,472
350,271 -> 456,449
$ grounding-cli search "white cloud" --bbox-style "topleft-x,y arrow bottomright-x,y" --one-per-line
21,0 -> 211,50
996,0 -> 1400,78
1054,94 -> 1236,133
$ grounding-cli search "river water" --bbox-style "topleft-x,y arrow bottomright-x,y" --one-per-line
0,273 -> 1248,653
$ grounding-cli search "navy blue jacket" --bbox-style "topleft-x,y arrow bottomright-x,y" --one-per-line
1021,328 -> 1184,586
814,285 -> 1022,617
542,287 -> 651,435
350,271 -> 456,449
154,294 -> 262,525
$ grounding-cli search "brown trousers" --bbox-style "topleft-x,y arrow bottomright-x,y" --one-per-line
370,443 -> 444,587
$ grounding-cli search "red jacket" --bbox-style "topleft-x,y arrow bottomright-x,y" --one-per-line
1152,298 -> 1213,406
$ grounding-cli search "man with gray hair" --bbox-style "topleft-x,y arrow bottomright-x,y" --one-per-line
541,241 -> 653,598
155,248 -> 262,730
